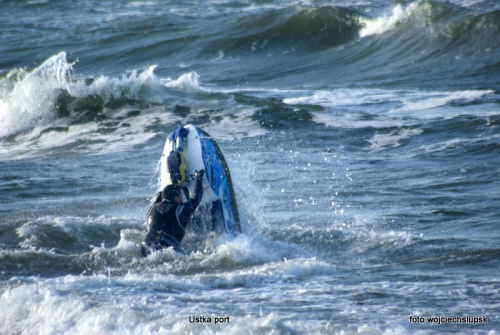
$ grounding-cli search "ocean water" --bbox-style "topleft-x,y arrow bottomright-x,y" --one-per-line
1,0 -> 499,334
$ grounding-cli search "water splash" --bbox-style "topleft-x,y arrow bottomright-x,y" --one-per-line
359,3 -> 419,37
163,71 -> 201,91
0,52 -> 73,138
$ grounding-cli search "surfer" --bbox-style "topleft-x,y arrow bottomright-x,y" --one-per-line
141,169 -> 205,256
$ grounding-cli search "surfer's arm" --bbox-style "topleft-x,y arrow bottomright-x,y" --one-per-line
187,170 -> 205,209
177,170 -> 205,225
181,185 -> 190,202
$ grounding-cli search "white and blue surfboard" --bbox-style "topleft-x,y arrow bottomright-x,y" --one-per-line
160,124 -> 240,236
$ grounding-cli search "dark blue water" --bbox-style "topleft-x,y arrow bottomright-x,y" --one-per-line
1,1 -> 499,334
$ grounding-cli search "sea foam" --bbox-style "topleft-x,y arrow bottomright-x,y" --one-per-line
0,52 -> 73,138
359,3 -> 419,38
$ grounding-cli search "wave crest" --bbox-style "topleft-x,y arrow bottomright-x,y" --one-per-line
359,3 -> 418,37
0,53 -> 205,139
212,6 -> 363,53
0,52 -> 73,138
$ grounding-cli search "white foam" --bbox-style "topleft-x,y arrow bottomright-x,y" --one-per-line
282,88 -> 406,109
0,52 -> 73,138
388,90 -> 494,117
369,129 -> 423,151
281,88 -> 495,129
162,71 -> 201,91
411,133 -> 500,154
201,108 -> 268,140
115,229 -> 144,256
0,284 -> 87,335
0,60 -> 269,160
198,234 -> 285,267
311,112 -> 404,129
68,65 -> 160,102
0,52 -> 164,142
359,3 -> 419,38
0,95 -> 179,160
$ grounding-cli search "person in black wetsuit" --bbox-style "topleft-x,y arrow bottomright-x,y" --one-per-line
141,169 -> 205,256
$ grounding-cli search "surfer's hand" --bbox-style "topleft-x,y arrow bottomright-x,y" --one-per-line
194,169 -> 205,180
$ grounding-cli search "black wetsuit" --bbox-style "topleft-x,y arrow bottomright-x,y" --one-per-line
142,175 -> 203,254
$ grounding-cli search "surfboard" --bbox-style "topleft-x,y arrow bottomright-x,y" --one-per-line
160,124 -> 240,236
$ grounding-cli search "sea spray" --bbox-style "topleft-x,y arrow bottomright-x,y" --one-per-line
359,3 -> 419,37
0,52 -> 73,138
0,53 -> 199,139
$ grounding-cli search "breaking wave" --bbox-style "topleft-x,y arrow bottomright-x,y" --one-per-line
0,52 -> 207,140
